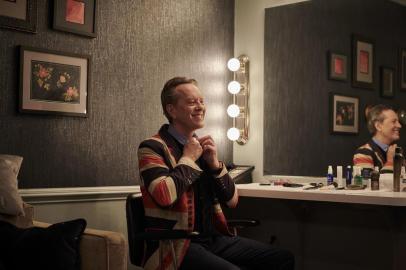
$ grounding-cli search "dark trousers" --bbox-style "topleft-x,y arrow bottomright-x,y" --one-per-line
179,235 -> 295,270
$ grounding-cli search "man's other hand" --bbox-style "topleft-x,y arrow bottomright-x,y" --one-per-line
198,135 -> 220,170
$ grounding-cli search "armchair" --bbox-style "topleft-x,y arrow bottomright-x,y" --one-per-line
0,203 -> 128,270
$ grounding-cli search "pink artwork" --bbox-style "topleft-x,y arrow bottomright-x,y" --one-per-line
65,0 -> 85,25
334,58 -> 344,75
359,50 -> 369,74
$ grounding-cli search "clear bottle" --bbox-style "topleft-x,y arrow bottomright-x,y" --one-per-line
337,166 -> 345,188
327,165 -> 334,185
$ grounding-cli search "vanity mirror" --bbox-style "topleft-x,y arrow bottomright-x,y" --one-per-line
263,0 -> 406,177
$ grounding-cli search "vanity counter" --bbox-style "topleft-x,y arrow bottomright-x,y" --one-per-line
237,183 -> 406,206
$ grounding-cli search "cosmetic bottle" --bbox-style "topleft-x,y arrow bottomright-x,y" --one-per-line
354,166 -> 363,186
401,166 -> 406,191
393,147 -> 404,192
361,168 -> 372,188
345,165 -> 352,186
327,166 -> 334,185
370,170 -> 380,191
337,166 -> 345,188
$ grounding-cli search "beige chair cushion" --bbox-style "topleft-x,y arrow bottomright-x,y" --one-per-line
0,155 -> 24,216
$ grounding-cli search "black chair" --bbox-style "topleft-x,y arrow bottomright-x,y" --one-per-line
126,193 -> 259,269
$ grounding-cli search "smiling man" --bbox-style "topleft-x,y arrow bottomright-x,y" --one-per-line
353,104 -> 402,173
137,77 -> 294,270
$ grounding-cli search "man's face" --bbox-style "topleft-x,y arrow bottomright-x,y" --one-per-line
167,83 -> 205,133
376,109 -> 402,144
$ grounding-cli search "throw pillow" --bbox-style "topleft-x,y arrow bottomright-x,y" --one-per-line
0,155 -> 24,216
0,218 -> 87,270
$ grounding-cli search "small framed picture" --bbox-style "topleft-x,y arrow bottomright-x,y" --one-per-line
380,66 -> 394,98
0,0 -> 37,33
400,49 -> 406,90
352,35 -> 374,89
19,46 -> 90,117
328,52 -> 348,81
330,93 -> 359,134
53,0 -> 97,38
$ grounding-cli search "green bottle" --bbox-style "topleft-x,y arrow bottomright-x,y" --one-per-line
354,166 -> 363,186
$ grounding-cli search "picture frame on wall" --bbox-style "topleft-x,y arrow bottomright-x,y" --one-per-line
0,0 -> 37,33
400,48 -> 406,90
352,35 -> 374,89
330,93 -> 359,134
53,0 -> 97,38
380,66 -> 394,98
328,52 -> 348,81
19,46 -> 90,117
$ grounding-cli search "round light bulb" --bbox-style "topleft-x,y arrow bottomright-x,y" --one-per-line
227,81 -> 241,94
227,127 -> 240,141
227,104 -> 240,118
227,58 -> 240,71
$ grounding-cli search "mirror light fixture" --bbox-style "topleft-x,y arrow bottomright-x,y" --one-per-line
226,55 -> 249,144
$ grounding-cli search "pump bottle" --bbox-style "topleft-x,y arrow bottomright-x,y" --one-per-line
327,166 -> 334,185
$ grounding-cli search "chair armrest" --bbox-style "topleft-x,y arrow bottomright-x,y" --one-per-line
136,230 -> 200,240
228,219 -> 260,229
33,221 -> 128,270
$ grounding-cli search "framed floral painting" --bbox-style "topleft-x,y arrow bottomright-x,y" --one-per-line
53,0 -> 97,38
330,93 -> 359,134
19,46 -> 90,117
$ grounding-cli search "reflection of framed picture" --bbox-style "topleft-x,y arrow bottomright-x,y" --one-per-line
53,0 -> 97,38
19,46 -> 90,117
380,66 -> 394,98
352,35 -> 374,89
328,52 -> 347,81
0,0 -> 37,33
330,93 -> 359,134
400,49 -> 406,90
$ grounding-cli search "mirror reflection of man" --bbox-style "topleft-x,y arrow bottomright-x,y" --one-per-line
353,104 -> 402,173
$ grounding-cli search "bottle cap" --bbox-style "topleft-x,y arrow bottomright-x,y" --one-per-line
328,165 -> 333,174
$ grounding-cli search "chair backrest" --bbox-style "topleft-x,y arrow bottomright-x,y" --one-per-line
126,193 -> 145,266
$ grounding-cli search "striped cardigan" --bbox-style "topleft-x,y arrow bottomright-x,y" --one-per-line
138,124 -> 234,270
353,139 -> 393,173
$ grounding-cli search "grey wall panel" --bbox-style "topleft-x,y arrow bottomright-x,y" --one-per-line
264,0 -> 406,176
0,0 -> 234,188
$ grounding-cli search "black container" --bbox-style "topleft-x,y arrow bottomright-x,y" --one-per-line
393,147 -> 404,192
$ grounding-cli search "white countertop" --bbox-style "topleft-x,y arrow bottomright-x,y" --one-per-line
237,183 -> 406,206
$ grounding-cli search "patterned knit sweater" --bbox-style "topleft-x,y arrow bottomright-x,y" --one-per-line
353,139 -> 393,173
137,124 -> 235,270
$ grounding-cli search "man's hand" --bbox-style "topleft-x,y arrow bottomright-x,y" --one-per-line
387,144 -> 397,163
183,137 -> 203,161
198,135 -> 220,170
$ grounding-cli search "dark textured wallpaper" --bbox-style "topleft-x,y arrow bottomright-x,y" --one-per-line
264,0 -> 406,176
0,0 -> 234,188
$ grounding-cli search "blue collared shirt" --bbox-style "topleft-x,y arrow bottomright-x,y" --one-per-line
373,137 -> 389,152
168,124 -> 197,146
